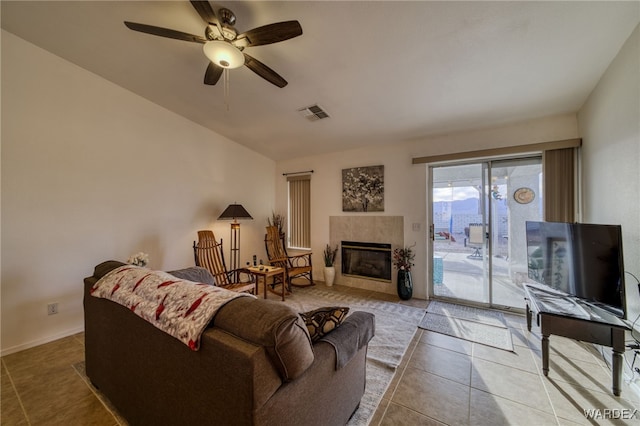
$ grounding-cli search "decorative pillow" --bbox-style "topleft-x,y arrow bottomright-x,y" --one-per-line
167,266 -> 215,286
300,306 -> 350,342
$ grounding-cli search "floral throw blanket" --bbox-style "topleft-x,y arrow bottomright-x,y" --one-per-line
91,265 -> 252,350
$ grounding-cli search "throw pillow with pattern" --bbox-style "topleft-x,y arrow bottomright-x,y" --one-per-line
300,306 -> 350,342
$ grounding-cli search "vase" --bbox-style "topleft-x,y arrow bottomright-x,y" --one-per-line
324,266 -> 336,286
397,269 -> 413,300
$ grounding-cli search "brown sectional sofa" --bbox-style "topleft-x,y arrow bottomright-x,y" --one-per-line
83,261 -> 375,426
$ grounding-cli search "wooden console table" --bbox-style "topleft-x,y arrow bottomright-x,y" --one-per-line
524,283 -> 631,396
244,266 -> 286,301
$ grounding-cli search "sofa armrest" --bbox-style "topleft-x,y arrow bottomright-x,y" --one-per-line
319,311 -> 375,369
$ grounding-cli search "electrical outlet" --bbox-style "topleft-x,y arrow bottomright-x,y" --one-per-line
47,303 -> 58,315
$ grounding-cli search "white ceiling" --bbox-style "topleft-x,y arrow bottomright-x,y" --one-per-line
2,1 -> 639,161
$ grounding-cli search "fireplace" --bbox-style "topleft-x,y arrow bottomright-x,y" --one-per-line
341,241 -> 392,282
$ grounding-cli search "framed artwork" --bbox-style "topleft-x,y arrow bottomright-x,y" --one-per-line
342,165 -> 384,212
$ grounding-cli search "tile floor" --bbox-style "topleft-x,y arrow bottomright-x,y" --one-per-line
371,312 -> 640,425
2,285 -> 639,425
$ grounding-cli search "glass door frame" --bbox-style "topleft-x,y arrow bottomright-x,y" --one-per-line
428,155 -> 542,312
428,161 -> 492,309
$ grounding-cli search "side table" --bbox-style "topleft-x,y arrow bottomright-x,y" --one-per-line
244,266 -> 287,301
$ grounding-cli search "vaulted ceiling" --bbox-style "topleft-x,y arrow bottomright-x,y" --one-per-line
2,1 -> 638,160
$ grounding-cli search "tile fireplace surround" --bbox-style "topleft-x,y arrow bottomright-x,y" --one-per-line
329,216 -> 404,295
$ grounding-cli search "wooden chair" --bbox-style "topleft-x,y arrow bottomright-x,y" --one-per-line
193,230 -> 255,294
264,226 -> 314,290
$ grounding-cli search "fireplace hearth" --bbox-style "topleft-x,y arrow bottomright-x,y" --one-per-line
341,241 -> 392,282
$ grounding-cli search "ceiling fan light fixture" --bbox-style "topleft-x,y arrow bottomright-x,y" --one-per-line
203,41 -> 244,69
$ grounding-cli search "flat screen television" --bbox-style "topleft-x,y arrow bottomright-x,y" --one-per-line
525,221 -> 626,318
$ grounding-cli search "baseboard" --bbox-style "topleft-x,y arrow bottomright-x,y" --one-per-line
1,326 -> 84,357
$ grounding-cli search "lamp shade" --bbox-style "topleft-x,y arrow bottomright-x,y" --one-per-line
203,41 -> 245,69
218,204 -> 253,221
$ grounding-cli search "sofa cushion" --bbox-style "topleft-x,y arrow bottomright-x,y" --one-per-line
213,297 -> 314,382
300,307 -> 350,342
168,266 -> 215,286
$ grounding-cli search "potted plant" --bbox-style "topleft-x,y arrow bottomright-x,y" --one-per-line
393,244 -> 415,300
267,212 -> 285,235
323,244 -> 338,286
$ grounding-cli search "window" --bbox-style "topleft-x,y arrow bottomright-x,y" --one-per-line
288,175 -> 311,249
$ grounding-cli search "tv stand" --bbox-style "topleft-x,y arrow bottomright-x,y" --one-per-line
523,283 -> 631,396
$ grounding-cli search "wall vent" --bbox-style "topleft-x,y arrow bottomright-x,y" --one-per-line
297,104 -> 330,121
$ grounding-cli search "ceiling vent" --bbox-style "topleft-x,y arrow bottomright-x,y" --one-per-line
297,104 -> 330,121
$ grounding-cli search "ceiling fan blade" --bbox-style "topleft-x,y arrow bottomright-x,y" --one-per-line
243,53 -> 288,88
124,22 -> 206,44
204,63 -> 223,85
189,0 -> 219,26
235,21 -> 302,47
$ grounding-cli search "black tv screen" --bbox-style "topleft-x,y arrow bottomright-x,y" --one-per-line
525,221 -> 626,318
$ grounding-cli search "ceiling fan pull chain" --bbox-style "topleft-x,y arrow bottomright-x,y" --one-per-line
223,68 -> 230,111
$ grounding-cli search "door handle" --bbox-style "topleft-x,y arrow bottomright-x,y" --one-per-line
430,224 -> 435,241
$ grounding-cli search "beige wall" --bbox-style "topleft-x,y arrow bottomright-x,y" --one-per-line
275,114 -> 579,299
3,21 -> 638,356
578,23 -> 640,321
1,31 -> 276,354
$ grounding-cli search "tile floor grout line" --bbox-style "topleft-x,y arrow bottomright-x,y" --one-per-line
372,328 -> 424,425
468,341 -> 476,425
71,362 -> 123,425
467,342 -> 565,421
2,357 -> 32,426
527,330 -> 562,425
367,295 -> 422,426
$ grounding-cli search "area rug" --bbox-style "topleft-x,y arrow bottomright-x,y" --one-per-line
74,287 -> 425,426
419,300 -> 514,351
284,287 -> 426,425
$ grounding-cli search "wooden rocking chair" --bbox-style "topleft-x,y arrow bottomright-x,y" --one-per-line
193,230 -> 255,294
264,226 -> 314,291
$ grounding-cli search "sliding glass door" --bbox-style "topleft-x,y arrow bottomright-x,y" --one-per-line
431,163 -> 489,304
430,156 -> 542,310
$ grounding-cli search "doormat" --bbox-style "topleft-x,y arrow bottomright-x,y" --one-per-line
419,301 -> 514,351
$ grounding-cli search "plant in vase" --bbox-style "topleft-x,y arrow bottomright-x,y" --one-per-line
267,212 -> 285,235
393,244 -> 415,300
323,244 -> 338,287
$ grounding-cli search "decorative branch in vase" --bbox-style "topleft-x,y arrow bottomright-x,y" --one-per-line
323,244 -> 338,287
267,212 -> 285,235
392,244 -> 415,271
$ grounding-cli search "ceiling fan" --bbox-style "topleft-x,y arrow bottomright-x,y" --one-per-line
124,1 -> 302,88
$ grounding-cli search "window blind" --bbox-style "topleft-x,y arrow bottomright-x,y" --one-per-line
288,175 -> 311,249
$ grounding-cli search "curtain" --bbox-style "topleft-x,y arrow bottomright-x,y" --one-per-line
543,147 -> 577,222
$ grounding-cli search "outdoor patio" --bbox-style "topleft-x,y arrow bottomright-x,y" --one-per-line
432,234 -> 528,311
